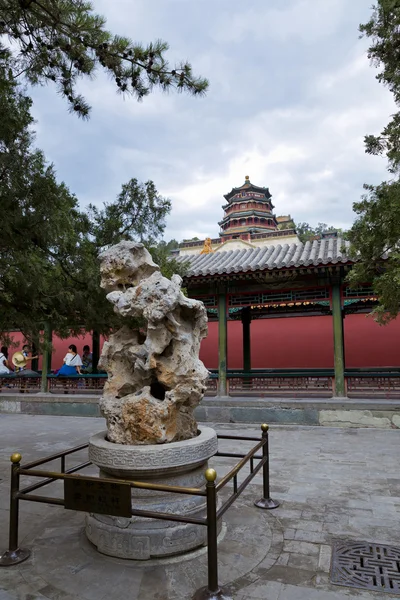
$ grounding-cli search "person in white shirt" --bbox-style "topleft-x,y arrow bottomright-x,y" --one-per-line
0,346 -> 11,374
57,344 -> 83,376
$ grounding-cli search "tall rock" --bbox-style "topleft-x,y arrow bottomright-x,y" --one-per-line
98,241 -> 209,445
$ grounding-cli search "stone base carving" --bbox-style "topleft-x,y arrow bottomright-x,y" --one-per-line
86,427 -> 218,559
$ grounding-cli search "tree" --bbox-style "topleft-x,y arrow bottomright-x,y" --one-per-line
347,182 -> 400,323
295,222 -> 346,243
0,52 -> 185,344
277,219 -> 295,231
0,1 -> 207,345
0,50 -> 90,339
157,239 -> 180,252
295,222 -> 316,242
359,0 -> 400,173
89,179 -> 171,248
347,1 -> 400,322
0,0 -> 208,118
148,242 -> 188,282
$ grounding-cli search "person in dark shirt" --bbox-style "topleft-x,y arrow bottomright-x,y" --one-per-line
82,345 -> 93,374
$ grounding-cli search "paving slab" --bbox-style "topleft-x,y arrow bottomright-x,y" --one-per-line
0,415 -> 399,599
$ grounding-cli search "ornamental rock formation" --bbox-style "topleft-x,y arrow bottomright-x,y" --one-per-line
98,241 -> 209,445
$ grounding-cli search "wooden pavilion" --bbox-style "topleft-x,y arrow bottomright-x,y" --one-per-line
176,178 -> 395,399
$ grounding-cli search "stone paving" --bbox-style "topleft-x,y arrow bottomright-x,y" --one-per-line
0,414 -> 399,599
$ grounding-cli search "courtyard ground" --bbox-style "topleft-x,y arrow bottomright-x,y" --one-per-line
0,414 -> 399,599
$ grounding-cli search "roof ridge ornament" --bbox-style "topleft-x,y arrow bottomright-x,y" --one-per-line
200,237 -> 213,254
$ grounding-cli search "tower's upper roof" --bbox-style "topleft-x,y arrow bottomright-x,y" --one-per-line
223,176 -> 272,202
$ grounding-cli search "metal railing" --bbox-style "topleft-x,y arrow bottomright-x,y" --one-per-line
0,373 -> 107,394
3,368 -> 400,398
207,369 -> 400,398
0,425 -> 279,600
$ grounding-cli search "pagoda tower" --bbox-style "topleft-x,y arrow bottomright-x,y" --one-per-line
219,176 -> 278,240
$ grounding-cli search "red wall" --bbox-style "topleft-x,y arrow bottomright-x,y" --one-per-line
200,314 -> 400,370
200,321 -> 244,369
200,317 -> 334,369
5,313 -> 400,372
344,313 -> 400,367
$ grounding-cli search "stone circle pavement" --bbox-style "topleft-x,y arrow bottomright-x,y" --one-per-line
0,414 -> 399,599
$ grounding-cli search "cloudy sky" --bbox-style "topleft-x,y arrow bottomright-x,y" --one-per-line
29,0 -> 395,242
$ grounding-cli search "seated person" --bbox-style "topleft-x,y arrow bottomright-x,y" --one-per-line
57,344 -> 83,376
14,345 -> 39,376
0,346 -> 11,374
82,345 -> 93,373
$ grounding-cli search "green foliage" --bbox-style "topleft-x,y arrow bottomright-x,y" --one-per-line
0,51 -> 90,339
277,220 -> 295,230
89,179 -> 171,248
360,1 -> 400,173
0,1 -> 208,345
0,52 -> 181,343
148,241 -> 188,281
0,0 -> 208,117
295,222 -> 347,243
158,239 -> 180,252
347,1 -> 400,322
348,181 -> 400,323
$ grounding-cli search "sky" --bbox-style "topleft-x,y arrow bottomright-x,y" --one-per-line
28,0 -> 396,242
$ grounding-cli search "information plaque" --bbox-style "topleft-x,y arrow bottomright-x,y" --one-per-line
64,477 -> 132,517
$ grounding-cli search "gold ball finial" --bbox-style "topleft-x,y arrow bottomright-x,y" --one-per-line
10,453 -> 22,464
261,423 -> 269,432
245,175 -> 250,180
205,468 -> 217,482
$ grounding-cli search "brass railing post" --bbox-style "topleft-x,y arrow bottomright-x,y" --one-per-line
192,468 -> 233,600
254,424 -> 280,510
0,453 -> 31,566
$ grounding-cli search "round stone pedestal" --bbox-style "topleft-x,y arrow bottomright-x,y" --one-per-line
86,427 -> 218,560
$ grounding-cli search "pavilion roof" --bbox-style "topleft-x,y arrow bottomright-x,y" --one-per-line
176,237 -> 353,278
223,177 -> 271,202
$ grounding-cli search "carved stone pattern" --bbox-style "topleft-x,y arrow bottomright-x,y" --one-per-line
89,428 -> 217,473
85,515 -> 207,559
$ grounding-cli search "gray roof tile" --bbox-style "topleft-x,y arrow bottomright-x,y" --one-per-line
176,238 -> 352,278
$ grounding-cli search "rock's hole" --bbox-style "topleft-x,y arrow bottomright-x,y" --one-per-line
161,340 -> 174,358
137,331 -> 146,345
150,378 -> 168,400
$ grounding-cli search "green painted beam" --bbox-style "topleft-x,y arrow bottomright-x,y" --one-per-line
331,283 -> 345,397
218,292 -> 228,396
